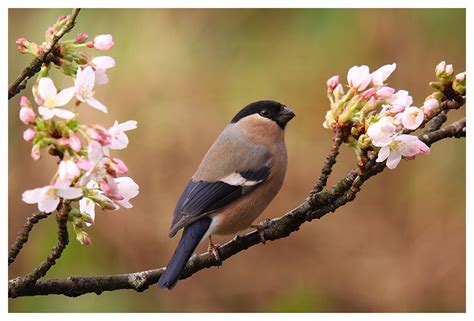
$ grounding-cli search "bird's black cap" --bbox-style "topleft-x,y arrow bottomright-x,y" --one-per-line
231,100 -> 295,129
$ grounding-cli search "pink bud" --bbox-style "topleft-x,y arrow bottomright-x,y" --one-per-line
78,231 -> 92,246
77,159 -> 94,171
23,128 -> 36,142
455,72 -> 466,82
20,96 -> 31,108
359,88 -> 376,101
75,33 -> 89,44
376,86 -> 395,100
100,177 -> 123,200
16,37 -> 28,54
19,106 -> 36,125
93,34 -> 114,51
326,75 -> 339,93
31,145 -> 41,161
58,15 -> 67,21
109,157 -> 128,176
86,125 -> 111,146
422,98 -> 440,117
435,61 -> 446,76
388,105 -> 405,115
68,133 -> 82,152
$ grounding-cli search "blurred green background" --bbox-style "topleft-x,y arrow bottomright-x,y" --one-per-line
8,9 -> 465,312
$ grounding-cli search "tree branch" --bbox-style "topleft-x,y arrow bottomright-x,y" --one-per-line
9,201 -> 71,297
8,117 -> 465,298
7,8 -> 81,100
8,211 -> 52,265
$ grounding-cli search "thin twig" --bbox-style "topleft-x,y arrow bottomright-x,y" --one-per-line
8,8 -> 81,100
8,211 -> 52,265
7,118 -> 465,298
312,127 -> 344,194
9,200 -> 70,297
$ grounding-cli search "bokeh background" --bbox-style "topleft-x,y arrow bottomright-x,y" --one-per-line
8,9 -> 465,312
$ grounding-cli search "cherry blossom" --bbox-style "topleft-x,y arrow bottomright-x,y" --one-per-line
422,98 -> 440,117
114,177 -> 139,208
92,34 -> 114,51
36,77 -> 75,120
376,135 -> 430,169
372,63 -> 396,86
75,66 -> 108,113
57,160 -> 81,186
347,65 -> 372,91
401,106 -> 424,130
92,56 -> 115,85
22,184 -> 83,213
108,120 -> 137,150
367,116 -> 396,147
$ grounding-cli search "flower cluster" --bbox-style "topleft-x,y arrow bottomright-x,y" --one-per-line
18,15 -> 138,245
323,61 -> 465,169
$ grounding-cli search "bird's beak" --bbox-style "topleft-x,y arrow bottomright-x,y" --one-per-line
277,106 -> 296,125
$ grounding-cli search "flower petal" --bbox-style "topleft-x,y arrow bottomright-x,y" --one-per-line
38,195 -> 60,213
38,106 -> 55,120
57,187 -> 83,199
118,120 -> 137,132
38,77 -> 57,100
386,151 -> 402,169
55,87 -> 76,106
80,197 -> 96,226
92,56 -> 116,69
53,108 -> 76,120
115,177 -> 139,199
94,68 -> 109,85
376,146 -> 390,163
85,97 -> 108,113
22,187 -> 44,204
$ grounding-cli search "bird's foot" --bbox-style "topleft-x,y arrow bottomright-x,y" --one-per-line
207,236 -> 222,265
251,218 -> 272,245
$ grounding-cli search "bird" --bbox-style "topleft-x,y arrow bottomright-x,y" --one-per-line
158,100 -> 295,289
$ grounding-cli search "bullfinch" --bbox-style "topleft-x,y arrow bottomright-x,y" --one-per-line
158,100 -> 295,289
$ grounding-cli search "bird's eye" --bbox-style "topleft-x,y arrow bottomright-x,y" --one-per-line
260,109 -> 270,117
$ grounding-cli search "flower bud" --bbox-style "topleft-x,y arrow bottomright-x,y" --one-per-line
16,38 -> 28,54
435,61 -> 454,80
455,72 -> 466,82
375,86 -> 395,100
31,145 -> 41,161
109,157 -> 128,176
92,34 -> 114,51
23,128 -> 36,142
422,98 -> 440,117
67,133 -> 82,152
75,33 -> 89,44
19,105 -> 36,125
333,84 -> 344,100
358,134 -> 371,149
326,75 -> 339,93
76,230 -> 92,246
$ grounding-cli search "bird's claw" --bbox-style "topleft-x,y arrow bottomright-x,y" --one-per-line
251,218 -> 272,244
207,237 -> 222,265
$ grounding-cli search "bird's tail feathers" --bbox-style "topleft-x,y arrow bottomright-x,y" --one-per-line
158,217 -> 212,289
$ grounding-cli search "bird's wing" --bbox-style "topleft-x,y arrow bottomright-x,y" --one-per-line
168,164 -> 271,237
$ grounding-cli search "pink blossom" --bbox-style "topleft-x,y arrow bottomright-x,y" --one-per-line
375,86 -> 395,100
22,183 -> 83,212
57,160 -> 81,186
87,125 -> 112,146
359,88 -> 376,101
68,133 -> 82,152
36,77 -> 76,120
422,98 -> 440,117
435,61 -> 453,77
376,134 -> 430,169
76,230 -> 92,246
389,90 -> 413,110
108,157 -> 128,177
114,177 -> 139,208
91,56 -> 116,85
92,34 -> 114,51
347,65 -> 372,91
75,67 -> 108,113
16,37 -> 28,54
108,120 -> 137,150
401,106 -> 424,130
367,116 -> 396,147
31,145 -> 41,161
23,128 -> 36,142
326,75 -> 339,93
77,159 -> 94,171
100,176 -> 124,200
19,106 -> 36,125
371,63 -> 396,86
388,105 -> 405,115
